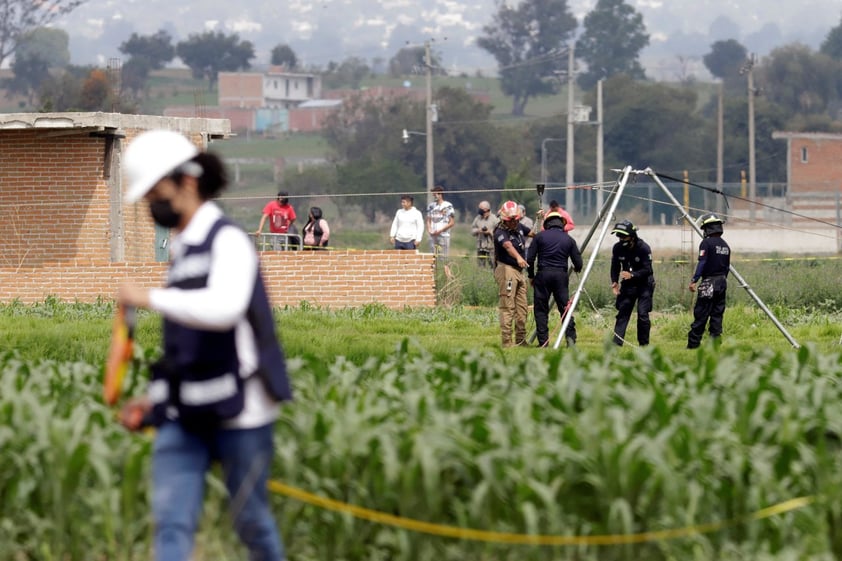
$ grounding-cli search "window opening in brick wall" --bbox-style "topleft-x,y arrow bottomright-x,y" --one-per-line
801,146 -> 808,163
155,224 -> 170,262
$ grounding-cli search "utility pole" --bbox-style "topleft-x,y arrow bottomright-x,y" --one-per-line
424,40 -> 435,206
541,140 -> 548,185
716,81 -> 724,215
565,44 -> 575,213
596,78 -> 604,213
741,54 -> 757,222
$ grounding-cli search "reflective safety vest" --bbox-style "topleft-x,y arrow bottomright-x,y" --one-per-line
149,218 -> 292,430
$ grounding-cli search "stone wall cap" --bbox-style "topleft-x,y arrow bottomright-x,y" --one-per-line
0,112 -> 230,138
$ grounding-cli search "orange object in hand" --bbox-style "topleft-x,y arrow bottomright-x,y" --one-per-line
104,304 -> 136,405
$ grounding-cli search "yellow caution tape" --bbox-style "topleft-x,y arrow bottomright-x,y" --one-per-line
267,480 -> 813,546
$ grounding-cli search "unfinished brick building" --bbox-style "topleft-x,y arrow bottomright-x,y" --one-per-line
0,112 -> 435,308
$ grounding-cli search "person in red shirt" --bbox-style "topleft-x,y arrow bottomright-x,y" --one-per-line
255,191 -> 297,249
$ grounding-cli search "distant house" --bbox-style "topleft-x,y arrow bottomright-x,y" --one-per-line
219,66 -> 322,109
771,131 -> 842,224
170,66 -> 328,134
175,71 -> 490,135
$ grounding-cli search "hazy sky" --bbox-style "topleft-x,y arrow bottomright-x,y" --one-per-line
47,0 -> 842,75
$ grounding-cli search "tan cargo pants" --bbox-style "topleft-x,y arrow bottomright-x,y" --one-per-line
494,263 -> 528,347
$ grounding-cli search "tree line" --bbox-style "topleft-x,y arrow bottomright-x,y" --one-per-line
4,0 -> 842,224
285,0 -> 842,224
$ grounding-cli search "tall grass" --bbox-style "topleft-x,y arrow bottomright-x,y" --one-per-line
444,252 -> 842,310
3,295 -> 841,367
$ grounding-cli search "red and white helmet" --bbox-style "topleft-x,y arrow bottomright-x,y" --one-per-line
499,200 -> 521,221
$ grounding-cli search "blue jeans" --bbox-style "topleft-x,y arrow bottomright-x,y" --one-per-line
394,240 -> 416,250
152,422 -> 284,561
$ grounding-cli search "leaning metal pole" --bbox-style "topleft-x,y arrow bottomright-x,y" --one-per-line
579,180 -> 621,253
553,166 -> 633,349
646,167 -> 800,349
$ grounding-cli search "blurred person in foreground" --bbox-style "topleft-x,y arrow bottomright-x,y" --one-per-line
118,129 -> 292,561
493,201 -> 530,347
526,210 -> 582,348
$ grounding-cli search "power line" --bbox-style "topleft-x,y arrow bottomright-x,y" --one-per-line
655,171 -> 842,230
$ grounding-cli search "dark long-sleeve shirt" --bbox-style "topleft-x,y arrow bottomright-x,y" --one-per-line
526,228 -> 583,278
610,238 -> 655,289
692,235 -> 730,282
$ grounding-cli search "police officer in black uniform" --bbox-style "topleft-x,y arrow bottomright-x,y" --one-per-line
687,213 -> 731,349
526,210 -> 583,347
609,220 -> 655,346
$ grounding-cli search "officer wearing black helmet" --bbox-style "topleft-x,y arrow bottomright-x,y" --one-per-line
609,220 -> 655,346
687,213 -> 731,349
526,210 -> 583,347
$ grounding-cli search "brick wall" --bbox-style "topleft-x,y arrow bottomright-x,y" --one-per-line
0,251 -> 436,308
0,130 -> 110,268
0,113 -> 436,309
789,137 -> 842,193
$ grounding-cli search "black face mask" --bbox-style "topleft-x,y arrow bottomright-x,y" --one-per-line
149,199 -> 182,228
621,238 -> 633,248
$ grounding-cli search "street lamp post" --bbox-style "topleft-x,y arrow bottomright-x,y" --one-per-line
402,129 -> 426,143
541,137 -> 565,190
741,53 -> 757,222
402,129 -> 428,188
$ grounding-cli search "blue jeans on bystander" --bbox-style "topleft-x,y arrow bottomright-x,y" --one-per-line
152,421 -> 284,561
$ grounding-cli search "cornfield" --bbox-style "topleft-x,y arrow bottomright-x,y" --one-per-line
3,338 -> 842,560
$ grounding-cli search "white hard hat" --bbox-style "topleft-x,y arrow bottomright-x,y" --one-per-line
123,130 -> 199,203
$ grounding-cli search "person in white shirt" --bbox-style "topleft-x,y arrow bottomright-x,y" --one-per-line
117,130 -> 288,561
426,184 -> 455,257
389,194 -> 424,249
